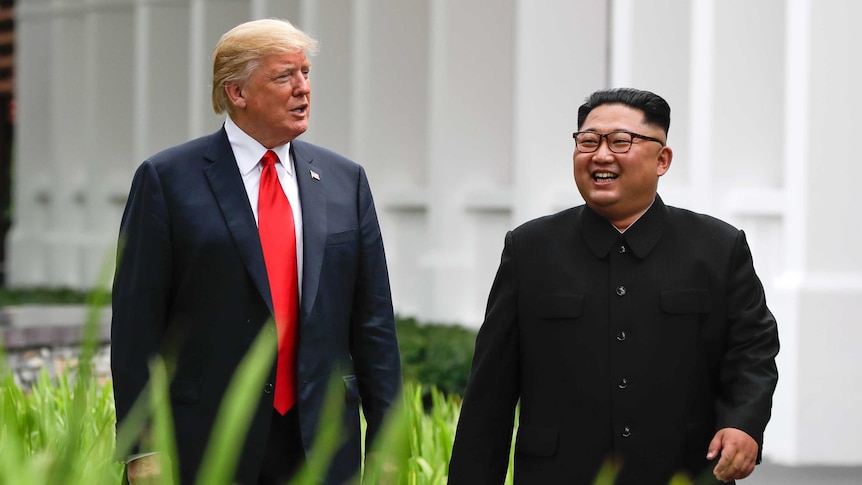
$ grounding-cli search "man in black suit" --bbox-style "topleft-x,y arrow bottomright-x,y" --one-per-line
111,18 -> 401,485
448,88 -> 779,485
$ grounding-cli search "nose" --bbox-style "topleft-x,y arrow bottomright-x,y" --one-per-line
293,73 -> 310,96
592,139 -> 615,162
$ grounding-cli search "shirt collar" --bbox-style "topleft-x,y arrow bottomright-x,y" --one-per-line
224,116 -> 292,176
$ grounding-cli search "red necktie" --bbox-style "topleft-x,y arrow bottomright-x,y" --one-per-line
258,150 -> 299,415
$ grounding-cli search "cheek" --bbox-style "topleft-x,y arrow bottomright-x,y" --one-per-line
573,157 -> 588,175
573,158 -> 590,187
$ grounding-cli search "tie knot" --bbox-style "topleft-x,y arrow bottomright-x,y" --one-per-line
261,150 -> 279,168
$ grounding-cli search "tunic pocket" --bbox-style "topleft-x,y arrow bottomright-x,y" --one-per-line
686,422 -> 713,452
515,425 -> 559,457
661,289 -> 711,314
536,294 -> 584,320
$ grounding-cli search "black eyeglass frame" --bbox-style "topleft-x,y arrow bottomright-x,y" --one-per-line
572,130 -> 666,153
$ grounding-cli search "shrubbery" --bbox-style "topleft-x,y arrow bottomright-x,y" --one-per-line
395,316 -> 477,397
0,286 -> 93,306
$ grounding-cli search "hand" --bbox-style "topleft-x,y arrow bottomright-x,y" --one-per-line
707,428 -> 758,482
127,454 -> 163,485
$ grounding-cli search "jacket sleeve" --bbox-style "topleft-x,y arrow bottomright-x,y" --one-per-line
111,160 -> 173,455
349,166 -> 402,448
715,230 -> 780,458
448,231 -> 520,485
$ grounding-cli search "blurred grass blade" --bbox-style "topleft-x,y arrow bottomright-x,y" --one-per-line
290,373 -> 348,485
150,356 -> 180,485
113,381 -> 155,462
360,382 -> 411,485
195,323 -> 276,485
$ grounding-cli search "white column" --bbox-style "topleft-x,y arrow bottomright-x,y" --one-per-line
770,0 -> 862,466
607,0 -> 697,208
298,0 -> 353,156
419,0 -> 517,324
513,0 -> 608,224
7,0 -> 54,286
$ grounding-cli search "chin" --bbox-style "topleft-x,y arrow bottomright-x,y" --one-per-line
585,192 -> 620,206
288,126 -> 308,139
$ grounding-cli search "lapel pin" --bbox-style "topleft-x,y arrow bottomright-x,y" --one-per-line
310,170 -> 320,181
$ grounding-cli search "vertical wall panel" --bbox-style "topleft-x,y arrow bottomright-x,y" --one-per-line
713,0 -> 785,191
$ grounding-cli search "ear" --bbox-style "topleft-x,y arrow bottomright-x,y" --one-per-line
656,145 -> 673,177
224,82 -> 247,110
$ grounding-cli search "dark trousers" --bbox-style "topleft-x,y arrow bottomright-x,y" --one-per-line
257,407 -> 306,485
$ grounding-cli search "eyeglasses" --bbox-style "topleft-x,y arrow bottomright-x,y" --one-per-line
572,130 -> 665,153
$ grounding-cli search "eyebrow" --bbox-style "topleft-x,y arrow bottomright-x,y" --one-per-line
269,62 -> 312,77
579,128 -> 629,134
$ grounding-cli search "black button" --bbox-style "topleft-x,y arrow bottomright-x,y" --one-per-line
616,331 -> 627,341
618,245 -> 627,254
264,383 -> 274,393
618,378 -> 628,389
622,426 -> 631,437
616,286 -> 627,296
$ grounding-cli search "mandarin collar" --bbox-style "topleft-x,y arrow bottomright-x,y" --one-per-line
579,195 -> 668,259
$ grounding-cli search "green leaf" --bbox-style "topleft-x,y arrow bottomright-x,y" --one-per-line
194,323 -> 276,485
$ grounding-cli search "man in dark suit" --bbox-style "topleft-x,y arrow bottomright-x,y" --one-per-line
111,18 -> 401,485
448,88 -> 779,485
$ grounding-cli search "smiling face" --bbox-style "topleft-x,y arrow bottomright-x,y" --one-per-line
573,103 -> 672,230
225,50 -> 311,148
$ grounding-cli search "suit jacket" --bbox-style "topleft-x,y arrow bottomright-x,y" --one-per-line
448,196 -> 779,485
111,128 -> 401,484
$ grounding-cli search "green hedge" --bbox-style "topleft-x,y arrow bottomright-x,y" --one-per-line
396,316 -> 477,397
0,286 -> 92,306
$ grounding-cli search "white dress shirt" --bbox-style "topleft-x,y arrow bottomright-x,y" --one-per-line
224,116 -> 304,294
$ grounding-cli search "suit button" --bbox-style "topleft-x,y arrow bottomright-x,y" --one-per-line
616,285 -> 627,296
622,426 -> 631,438
616,331 -> 627,341
619,245 -> 627,254
264,383 -> 274,393
618,378 -> 628,389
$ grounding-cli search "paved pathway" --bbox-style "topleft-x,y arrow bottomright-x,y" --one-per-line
745,462 -> 862,484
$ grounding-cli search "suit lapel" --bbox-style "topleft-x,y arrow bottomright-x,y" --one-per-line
292,141 -> 326,321
203,128 -> 274,315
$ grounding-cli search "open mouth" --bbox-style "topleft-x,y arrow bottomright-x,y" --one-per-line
291,105 -> 308,114
593,172 -> 618,182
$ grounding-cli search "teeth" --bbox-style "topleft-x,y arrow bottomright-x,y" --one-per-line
594,172 -> 617,180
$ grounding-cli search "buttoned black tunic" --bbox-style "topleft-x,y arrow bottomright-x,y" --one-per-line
449,195 -> 779,485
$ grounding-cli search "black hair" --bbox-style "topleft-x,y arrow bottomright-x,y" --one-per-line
577,87 -> 671,134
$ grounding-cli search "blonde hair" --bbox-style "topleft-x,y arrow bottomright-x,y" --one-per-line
212,18 -> 319,115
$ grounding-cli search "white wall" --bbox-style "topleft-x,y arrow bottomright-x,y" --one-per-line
9,0 -> 861,466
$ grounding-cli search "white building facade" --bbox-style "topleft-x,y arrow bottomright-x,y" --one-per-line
8,0 -> 862,466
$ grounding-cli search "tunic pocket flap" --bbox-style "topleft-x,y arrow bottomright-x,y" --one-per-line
661,289 -> 711,314
343,375 -> 359,403
515,425 -> 558,457
537,294 -> 584,319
